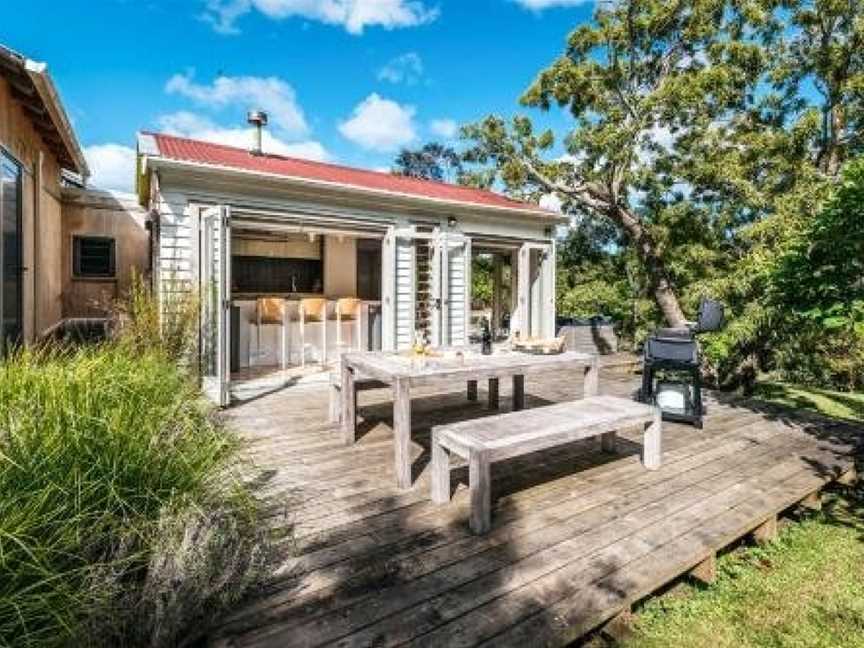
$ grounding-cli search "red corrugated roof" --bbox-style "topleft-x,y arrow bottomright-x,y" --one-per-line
144,131 -> 550,215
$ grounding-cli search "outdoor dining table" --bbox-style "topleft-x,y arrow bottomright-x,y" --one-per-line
339,349 -> 599,489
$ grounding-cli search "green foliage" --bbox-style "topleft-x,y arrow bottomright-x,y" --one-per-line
113,271 -> 199,364
392,142 -> 464,183
0,293 -> 268,646
462,0 -> 864,392
471,254 -> 494,308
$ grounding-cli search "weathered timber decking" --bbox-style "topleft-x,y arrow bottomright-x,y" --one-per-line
213,361 -> 859,648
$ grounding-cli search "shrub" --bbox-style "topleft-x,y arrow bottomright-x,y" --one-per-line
0,345 -> 269,647
112,271 -> 200,364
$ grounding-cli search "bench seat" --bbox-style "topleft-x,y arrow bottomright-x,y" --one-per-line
431,395 -> 662,534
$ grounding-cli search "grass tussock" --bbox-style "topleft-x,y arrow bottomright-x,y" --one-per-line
0,282 -> 269,647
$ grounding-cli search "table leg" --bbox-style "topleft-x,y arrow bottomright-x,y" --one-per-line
393,377 -> 412,489
328,378 -> 340,424
584,356 -> 600,397
488,378 -> 499,410
512,375 -> 525,411
601,431 -> 617,453
340,363 -> 356,445
467,380 -> 478,401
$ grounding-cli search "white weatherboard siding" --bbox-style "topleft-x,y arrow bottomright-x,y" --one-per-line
154,190 -> 196,313
394,234 -> 415,350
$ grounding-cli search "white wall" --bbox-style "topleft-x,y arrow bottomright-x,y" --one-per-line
232,235 -> 319,259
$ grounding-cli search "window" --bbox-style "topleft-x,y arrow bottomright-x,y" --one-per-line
356,239 -> 382,300
73,236 -> 116,278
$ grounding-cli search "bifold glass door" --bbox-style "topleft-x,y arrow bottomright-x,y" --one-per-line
382,227 -> 472,351
200,205 -> 232,406
1,151 -> 22,357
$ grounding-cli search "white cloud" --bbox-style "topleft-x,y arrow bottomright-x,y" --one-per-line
156,111 -> 330,161
512,0 -> 591,9
539,193 -> 563,213
84,143 -> 137,193
204,0 -> 439,35
338,94 -> 417,152
429,118 -> 458,139
378,52 -> 424,84
165,72 -> 308,137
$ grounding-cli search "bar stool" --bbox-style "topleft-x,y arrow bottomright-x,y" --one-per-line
299,298 -> 328,367
335,298 -> 364,356
249,297 -> 286,369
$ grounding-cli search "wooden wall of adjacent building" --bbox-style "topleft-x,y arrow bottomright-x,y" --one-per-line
60,187 -> 150,317
0,76 -> 64,340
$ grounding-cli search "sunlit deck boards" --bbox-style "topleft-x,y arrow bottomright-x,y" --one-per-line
214,362 -> 858,648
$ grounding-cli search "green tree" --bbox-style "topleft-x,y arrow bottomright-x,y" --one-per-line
392,143 -> 463,182
692,0 -> 864,385
463,0 -> 766,327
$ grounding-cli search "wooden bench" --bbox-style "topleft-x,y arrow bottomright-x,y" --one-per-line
328,371 -> 388,424
431,395 -> 662,534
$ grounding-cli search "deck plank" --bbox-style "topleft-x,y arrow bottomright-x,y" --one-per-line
213,367 -> 858,648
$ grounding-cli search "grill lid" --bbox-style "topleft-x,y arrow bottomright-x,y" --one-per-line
644,333 -> 699,365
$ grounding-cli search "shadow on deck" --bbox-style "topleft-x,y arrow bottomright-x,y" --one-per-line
211,363 -> 860,648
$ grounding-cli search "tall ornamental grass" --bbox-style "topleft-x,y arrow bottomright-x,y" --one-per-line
0,339 -> 267,644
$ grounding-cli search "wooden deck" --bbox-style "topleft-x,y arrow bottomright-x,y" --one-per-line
213,361 -> 859,648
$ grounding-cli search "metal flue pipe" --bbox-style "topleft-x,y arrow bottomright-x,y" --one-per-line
247,110 -> 268,155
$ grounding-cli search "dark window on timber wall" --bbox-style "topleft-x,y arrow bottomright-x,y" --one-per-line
73,236 -> 116,278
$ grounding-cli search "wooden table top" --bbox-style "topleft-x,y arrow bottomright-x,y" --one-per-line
342,349 -> 596,387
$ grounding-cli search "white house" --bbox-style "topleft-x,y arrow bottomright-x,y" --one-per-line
136,128 -> 564,405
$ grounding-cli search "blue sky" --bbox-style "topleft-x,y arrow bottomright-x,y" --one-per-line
3,0 -> 594,193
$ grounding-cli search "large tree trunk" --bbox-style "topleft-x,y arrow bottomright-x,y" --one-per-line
818,102 -> 845,177
610,204 -> 687,328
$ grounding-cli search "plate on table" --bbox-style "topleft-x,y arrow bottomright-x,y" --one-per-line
511,336 -> 566,355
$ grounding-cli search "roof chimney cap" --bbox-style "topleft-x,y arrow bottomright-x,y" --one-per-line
247,110 -> 268,126
247,110 -> 268,155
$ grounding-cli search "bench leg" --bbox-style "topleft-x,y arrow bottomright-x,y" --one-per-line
431,433 -> 451,504
643,408 -> 662,470
469,450 -> 491,534
512,375 -> 525,411
488,378 -> 499,410
467,380 -> 478,401
601,431 -> 617,453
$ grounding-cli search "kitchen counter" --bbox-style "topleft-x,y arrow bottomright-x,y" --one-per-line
232,298 -> 382,370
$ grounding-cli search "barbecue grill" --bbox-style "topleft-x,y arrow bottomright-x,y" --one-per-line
640,299 -> 725,428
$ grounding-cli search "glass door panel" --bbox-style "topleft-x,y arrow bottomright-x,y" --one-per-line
200,206 -> 231,406
1,152 -> 22,357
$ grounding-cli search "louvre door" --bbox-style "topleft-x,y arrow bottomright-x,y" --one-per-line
431,232 -> 471,348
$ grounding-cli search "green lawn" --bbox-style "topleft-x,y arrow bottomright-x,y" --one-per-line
754,382 -> 864,424
620,383 -> 864,648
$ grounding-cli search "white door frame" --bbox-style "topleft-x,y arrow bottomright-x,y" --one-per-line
516,241 -> 555,340
199,205 -> 232,407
